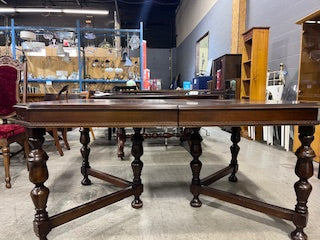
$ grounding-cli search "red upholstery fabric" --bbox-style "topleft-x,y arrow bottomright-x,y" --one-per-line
0,124 -> 25,139
0,66 -> 18,117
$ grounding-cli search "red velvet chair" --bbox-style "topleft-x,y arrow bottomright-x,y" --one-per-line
0,56 -> 29,188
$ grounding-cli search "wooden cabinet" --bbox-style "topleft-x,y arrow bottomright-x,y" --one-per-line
211,54 -> 242,99
240,27 -> 269,101
296,12 -> 320,102
293,11 -> 320,163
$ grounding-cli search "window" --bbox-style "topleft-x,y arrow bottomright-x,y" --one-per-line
195,32 -> 209,75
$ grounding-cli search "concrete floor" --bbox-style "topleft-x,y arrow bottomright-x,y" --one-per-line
0,127 -> 319,240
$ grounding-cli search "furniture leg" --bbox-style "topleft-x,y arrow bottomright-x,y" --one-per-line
189,127 -> 203,207
2,146 -> 11,188
24,137 -> 30,171
164,127 -> 168,146
24,136 -> 30,158
117,128 -> 126,159
229,127 -> 241,182
131,128 -> 144,209
108,128 -> 112,140
62,128 -> 70,150
89,127 -> 96,140
291,126 -> 315,240
52,129 -> 63,156
80,128 -> 91,186
181,127 -> 192,146
28,128 -> 51,240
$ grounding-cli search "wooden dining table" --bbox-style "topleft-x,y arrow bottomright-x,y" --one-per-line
14,98 -> 320,240
93,91 -> 224,159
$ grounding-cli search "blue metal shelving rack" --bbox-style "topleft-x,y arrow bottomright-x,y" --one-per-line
0,19 -> 144,91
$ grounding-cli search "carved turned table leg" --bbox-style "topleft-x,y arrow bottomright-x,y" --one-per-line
80,128 -> 91,186
117,128 -> 126,159
291,126 -> 315,240
28,128 -> 50,240
189,128 -> 203,207
131,128 -> 144,209
229,127 -> 241,182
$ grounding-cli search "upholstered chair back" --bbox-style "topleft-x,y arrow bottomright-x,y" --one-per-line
0,65 -> 19,117
0,56 -> 23,118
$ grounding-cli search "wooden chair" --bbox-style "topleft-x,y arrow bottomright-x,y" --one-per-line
45,86 -> 95,156
0,55 -> 29,188
44,85 -> 71,156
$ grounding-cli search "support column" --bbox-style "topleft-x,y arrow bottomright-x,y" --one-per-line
291,126 -> 315,240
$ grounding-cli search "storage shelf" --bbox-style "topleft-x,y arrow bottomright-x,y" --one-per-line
243,59 -> 251,64
28,79 -> 80,83
28,79 -> 142,84
83,79 -> 142,83
242,78 -> 251,82
2,19 -> 144,91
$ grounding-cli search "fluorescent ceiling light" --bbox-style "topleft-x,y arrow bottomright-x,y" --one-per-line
16,8 -> 62,13
0,8 -> 15,12
63,9 -> 109,15
1,8 -> 109,15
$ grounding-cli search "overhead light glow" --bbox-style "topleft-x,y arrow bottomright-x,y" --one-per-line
63,9 -> 109,15
16,8 -> 62,13
0,8 -> 15,12
0,8 -> 109,15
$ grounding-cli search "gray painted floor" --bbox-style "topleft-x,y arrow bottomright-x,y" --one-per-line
0,127 -> 319,240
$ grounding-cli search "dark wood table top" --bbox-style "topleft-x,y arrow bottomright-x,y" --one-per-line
14,99 -> 320,128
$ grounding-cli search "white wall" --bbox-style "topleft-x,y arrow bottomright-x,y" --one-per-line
176,0 -> 218,47
175,0 -> 233,82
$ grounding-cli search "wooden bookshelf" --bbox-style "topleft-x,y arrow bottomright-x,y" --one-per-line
240,27 -> 269,101
240,27 -> 269,140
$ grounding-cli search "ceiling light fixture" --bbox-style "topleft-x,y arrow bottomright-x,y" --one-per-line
16,8 -> 62,13
0,8 -> 109,15
63,9 -> 109,15
0,7 -> 15,12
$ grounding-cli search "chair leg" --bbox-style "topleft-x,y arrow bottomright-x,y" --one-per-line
90,127 -> 96,140
53,129 -> 64,156
2,146 -> 11,188
24,139 -> 30,171
62,128 -> 70,150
